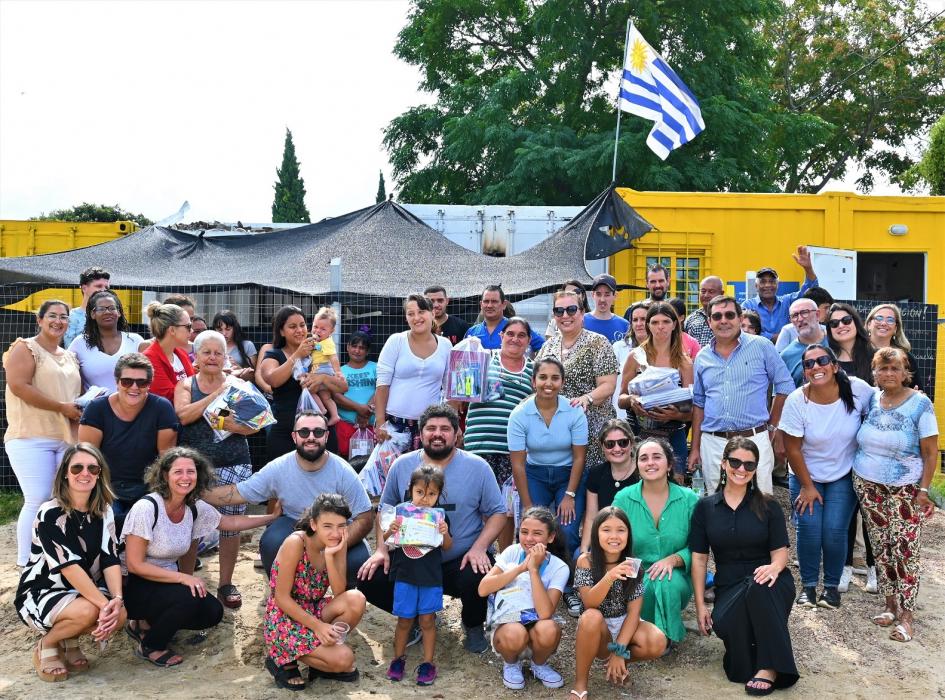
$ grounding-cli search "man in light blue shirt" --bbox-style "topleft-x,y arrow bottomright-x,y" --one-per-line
464,285 -> 544,352
742,246 -> 818,342
779,298 -> 828,387
689,296 -> 795,495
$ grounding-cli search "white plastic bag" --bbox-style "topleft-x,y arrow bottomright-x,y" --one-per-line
358,429 -> 411,497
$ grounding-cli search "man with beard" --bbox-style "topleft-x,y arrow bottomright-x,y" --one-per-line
202,410 -> 372,586
357,403 -> 506,654
779,298 -> 828,387
623,263 -> 670,320
424,285 -> 470,345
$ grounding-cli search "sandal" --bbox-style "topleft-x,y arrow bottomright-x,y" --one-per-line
745,676 -> 776,696
308,666 -> 360,683
134,642 -> 183,668
33,639 -> 68,682
569,691 -> 589,700
217,584 -> 243,609
265,657 -> 306,691
889,623 -> 912,643
59,638 -> 89,673
126,621 -> 144,645
871,611 -> 897,627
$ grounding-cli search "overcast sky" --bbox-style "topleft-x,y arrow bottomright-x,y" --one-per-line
1,1 -> 937,225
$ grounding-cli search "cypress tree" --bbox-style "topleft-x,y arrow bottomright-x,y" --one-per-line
375,170 -> 387,203
271,128 -> 310,223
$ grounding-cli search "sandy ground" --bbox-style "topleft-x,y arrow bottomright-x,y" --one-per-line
0,491 -> 943,700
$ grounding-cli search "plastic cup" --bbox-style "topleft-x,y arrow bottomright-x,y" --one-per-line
624,557 -> 642,577
332,621 -> 350,644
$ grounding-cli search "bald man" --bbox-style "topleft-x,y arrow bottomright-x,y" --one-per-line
684,276 -> 724,347
779,298 -> 828,387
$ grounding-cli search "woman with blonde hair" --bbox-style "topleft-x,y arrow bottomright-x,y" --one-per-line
141,302 -> 195,402
15,443 -> 126,681
864,303 -> 924,392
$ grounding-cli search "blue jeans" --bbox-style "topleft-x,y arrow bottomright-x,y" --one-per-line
524,463 -> 587,556
789,472 -> 857,588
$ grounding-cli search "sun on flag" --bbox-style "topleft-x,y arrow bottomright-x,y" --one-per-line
618,23 -> 705,160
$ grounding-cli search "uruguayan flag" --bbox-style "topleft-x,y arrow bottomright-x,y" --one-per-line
618,23 -> 705,160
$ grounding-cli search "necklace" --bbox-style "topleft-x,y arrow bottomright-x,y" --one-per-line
611,463 -> 634,488
880,389 -> 908,410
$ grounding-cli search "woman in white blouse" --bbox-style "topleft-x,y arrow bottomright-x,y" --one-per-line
68,291 -> 143,392
374,294 -> 452,449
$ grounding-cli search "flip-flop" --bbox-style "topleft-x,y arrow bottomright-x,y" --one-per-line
745,676 -> 776,696
889,623 -> 912,643
871,611 -> 897,627
134,642 -> 183,668
569,691 -> 589,700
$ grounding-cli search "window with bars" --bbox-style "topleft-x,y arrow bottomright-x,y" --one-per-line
644,255 -> 701,313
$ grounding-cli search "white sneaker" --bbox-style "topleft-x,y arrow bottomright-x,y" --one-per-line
838,566 -> 853,593
530,662 -> 564,689
503,661 -> 525,690
865,566 -> 878,593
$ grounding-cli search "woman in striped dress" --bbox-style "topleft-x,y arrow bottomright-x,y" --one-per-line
461,316 -> 534,551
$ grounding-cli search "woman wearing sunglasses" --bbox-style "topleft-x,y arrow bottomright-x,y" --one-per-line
865,304 -> 924,392
690,437 -> 799,696
176,330 -> 262,610
141,302 -> 195,403
15,443 -> 126,682
78,354 -> 178,531
579,420 -> 639,553
68,290 -> 144,392
536,289 -> 618,470
612,436 -> 699,648
779,346 -> 873,611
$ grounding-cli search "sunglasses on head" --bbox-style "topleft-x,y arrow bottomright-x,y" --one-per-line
603,438 -> 631,449
871,315 -> 896,325
552,305 -> 580,317
118,377 -> 151,388
802,355 -> 833,370
710,310 -> 738,321
725,457 -> 758,471
294,427 -> 329,439
69,463 -> 102,476
828,315 -> 854,329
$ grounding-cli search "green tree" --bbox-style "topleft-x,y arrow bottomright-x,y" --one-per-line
32,203 -> 153,227
899,114 -> 945,195
271,128 -> 310,223
376,170 -> 388,203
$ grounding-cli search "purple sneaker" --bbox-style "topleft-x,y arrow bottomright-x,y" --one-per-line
386,656 -> 406,682
416,662 -> 437,686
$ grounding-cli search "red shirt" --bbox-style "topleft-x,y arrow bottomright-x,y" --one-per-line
142,342 -> 194,403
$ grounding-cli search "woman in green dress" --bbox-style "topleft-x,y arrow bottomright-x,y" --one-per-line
612,437 -> 698,644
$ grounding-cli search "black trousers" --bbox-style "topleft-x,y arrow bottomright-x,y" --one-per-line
711,573 -> 800,689
845,504 -> 875,567
357,554 -> 492,628
125,573 -> 224,650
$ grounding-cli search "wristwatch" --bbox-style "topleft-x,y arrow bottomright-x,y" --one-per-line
565,490 -> 577,499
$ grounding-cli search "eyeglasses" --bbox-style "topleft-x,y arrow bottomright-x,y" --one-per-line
502,331 -> 530,339
175,323 -> 193,331
802,355 -> 833,370
69,463 -> 102,476
710,310 -> 738,321
603,438 -> 631,449
118,377 -> 151,388
725,457 -> 758,472
44,313 -> 70,321
552,305 -> 580,317
294,427 -> 329,439
828,315 -> 854,329
93,306 -> 118,314
871,315 -> 896,325
790,309 -> 815,320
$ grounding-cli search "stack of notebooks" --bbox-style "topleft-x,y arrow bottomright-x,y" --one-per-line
639,386 -> 693,411
628,367 -> 693,411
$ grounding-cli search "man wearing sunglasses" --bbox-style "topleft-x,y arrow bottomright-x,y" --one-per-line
742,245 -> 819,343
202,410 -> 373,587
465,285 -> 544,353
688,296 -> 795,495
779,299 -> 828,387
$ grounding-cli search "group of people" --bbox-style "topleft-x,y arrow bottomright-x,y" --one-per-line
4,255 -> 938,696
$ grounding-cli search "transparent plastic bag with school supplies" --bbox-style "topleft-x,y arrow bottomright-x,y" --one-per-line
487,580 -> 537,627
203,377 -> 277,441
379,503 -> 445,549
359,429 -> 411,497
445,337 -> 491,403
627,366 -> 680,396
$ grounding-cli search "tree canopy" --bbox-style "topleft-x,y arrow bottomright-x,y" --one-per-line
32,203 -> 153,227
272,128 -> 311,223
899,114 -> 945,195
384,0 -> 945,203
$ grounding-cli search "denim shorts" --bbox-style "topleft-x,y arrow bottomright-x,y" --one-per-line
393,581 -> 443,618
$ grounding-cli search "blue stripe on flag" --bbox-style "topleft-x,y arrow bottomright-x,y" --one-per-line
650,129 -> 675,151
652,57 -> 700,105
619,88 -> 660,114
651,79 -> 703,135
623,69 -> 659,96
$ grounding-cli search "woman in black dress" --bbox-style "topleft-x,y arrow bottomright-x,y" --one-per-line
690,437 -> 799,696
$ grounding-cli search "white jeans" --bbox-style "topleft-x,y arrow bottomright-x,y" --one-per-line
699,431 -> 774,495
6,437 -> 69,566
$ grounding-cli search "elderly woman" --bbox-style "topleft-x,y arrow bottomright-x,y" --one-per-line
3,299 -> 82,567
68,290 -> 144,391
78,353 -> 178,529
212,309 -> 257,381
853,347 -> 938,644
779,345 -> 873,610
374,294 -> 452,448
865,303 -> 924,392
176,330 -> 261,609
613,437 -> 699,647
15,443 -> 126,682
141,302 -> 195,403
580,420 -> 639,553
691,437 -> 799,695
619,301 -> 693,480
509,356 -> 588,617
463,316 -> 535,550
122,447 -> 281,667
536,289 -> 618,468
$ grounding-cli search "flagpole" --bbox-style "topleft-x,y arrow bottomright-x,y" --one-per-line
611,18 -> 632,184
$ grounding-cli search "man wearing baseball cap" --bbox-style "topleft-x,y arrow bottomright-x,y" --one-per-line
583,274 -> 631,343
742,246 -> 819,343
